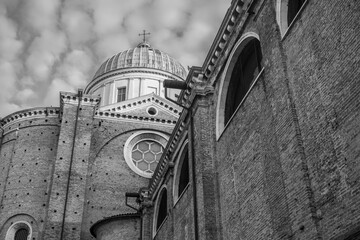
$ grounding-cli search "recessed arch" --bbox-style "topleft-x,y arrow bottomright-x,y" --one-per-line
216,32 -> 262,139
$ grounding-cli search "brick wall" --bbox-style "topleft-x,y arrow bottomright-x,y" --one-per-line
186,0 -> 360,239
0,116 -> 60,239
43,94 -> 99,240
81,118 -> 173,240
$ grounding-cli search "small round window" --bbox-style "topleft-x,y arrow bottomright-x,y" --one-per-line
147,107 -> 158,116
124,131 -> 168,178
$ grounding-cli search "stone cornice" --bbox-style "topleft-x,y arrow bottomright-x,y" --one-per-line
94,111 -> 177,126
202,0 -> 257,82
99,93 -> 182,116
60,91 -> 101,106
148,107 -> 188,197
0,107 -> 60,128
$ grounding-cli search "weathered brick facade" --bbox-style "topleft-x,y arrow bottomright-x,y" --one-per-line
0,1 -> 359,239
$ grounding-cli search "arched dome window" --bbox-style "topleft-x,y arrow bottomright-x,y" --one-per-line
277,0 -> 308,36
216,33 -> 264,139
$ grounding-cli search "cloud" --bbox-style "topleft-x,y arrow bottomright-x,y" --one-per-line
61,7 -> 94,47
0,61 -> 21,117
43,78 -> 76,107
25,30 -> 67,82
57,49 -> 93,87
0,0 -> 232,117
21,0 -> 61,32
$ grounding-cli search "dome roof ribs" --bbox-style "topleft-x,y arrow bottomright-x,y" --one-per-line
89,42 -> 187,86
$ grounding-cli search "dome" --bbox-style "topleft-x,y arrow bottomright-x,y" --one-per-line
92,42 -> 187,80
85,42 -> 187,107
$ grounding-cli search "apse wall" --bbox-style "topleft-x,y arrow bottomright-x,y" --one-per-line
82,117 -> 173,240
0,107 -> 60,239
91,214 -> 140,240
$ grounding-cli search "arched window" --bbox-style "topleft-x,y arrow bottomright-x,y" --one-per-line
277,0 -> 307,36
178,151 -> 189,197
155,188 -> 168,231
173,141 -> 190,202
224,38 -> 262,123
216,33 -> 263,139
14,228 -> 28,240
5,221 -> 32,240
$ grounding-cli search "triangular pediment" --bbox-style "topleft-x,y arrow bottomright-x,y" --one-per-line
98,93 -> 182,122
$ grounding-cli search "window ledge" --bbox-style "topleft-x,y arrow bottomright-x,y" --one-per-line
217,67 -> 265,141
281,0 -> 309,40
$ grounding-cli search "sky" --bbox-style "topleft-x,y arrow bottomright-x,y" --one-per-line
0,0 -> 231,117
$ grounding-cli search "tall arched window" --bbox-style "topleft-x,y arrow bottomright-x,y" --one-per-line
173,141 -> 190,202
155,187 -> 168,231
216,33 -> 263,139
224,38 -> 262,123
277,0 -> 307,36
14,228 -> 28,240
178,151 -> 189,197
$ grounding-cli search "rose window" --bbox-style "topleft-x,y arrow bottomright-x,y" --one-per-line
132,140 -> 164,174
124,131 -> 168,178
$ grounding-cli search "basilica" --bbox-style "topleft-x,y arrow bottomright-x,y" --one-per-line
0,0 -> 359,239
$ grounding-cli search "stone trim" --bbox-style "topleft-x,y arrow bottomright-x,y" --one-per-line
60,91 -> 101,106
95,111 -> 177,125
148,109 -> 188,197
89,213 -> 141,238
5,221 -> 32,240
99,93 -> 181,116
0,107 -> 60,128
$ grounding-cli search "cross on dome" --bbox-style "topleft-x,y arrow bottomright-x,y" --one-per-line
139,30 -> 151,43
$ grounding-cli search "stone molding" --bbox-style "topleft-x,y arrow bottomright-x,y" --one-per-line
99,93 -> 181,116
0,107 -> 60,129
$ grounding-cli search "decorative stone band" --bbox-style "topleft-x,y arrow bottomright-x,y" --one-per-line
0,107 -> 60,129
148,108 -> 187,197
201,0 -> 253,82
60,91 -> 101,106
100,94 -> 181,115
95,111 -> 177,125
85,68 -> 184,94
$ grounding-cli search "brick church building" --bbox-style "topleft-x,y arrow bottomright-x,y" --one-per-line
0,0 -> 359,239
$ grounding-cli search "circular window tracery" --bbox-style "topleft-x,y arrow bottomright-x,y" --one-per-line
124,131 -> 168,178
132,140 -> 164,173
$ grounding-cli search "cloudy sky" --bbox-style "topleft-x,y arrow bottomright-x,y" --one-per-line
0,0 -> 231,117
